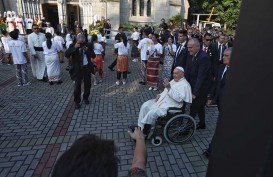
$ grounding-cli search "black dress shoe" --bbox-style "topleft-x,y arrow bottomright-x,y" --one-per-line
75,103 -> 80,109
57,80 -> 63,84
42,77 -> 48,82
108,67 -> 114,71
203,149 -> 210,158
84,100 -> 89,104
196,124 -> 206,129
139,81 -> 146,85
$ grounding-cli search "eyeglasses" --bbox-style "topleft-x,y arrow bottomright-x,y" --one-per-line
33,28 -> 39,30
205,39 -> 212,41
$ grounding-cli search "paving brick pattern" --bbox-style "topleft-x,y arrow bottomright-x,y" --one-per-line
0,45 -> 218,177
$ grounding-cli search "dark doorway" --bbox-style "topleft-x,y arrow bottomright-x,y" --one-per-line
42,4 -> 59,29
67,4 -> 80,30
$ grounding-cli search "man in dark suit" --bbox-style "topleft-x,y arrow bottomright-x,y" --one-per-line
170,28 -> 178,45
108,26 -> 123,71
203,48 -> 232,158
201,33 -> 213,56
65,34 -> 96,109
104,19 -> 111,39
74,21 -> 81,30
210,34 -> 226,78
224,35 -> 233,49
57,20 -> 68,38
185,38 -> 211,129
172,30 -> 188,70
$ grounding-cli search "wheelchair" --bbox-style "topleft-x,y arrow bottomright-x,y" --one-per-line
147,107 -> 196,146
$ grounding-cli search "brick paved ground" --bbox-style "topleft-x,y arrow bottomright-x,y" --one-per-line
0,45 -> 218,177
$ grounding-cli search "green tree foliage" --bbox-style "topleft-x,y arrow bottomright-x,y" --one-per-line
202,0 -> 242,28
169,14 -> 182,25
188,0 -> 207,13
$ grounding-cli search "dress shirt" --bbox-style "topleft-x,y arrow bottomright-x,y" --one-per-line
221,65 -> 229,79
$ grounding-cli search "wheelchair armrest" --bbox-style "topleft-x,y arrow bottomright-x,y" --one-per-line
167,107 -> 183,114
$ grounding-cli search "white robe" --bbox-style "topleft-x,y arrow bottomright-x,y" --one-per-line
138,77 -> 192,129
53,36 -> 65,51
42,41 -> 62,81
45,27 -> 55,36
15,17 -> 25,34
25,18 -> 33,30
6,17 -> 15,32
27,32 -> 47,79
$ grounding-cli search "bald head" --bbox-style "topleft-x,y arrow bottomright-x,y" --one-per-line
187,38 -> 200,55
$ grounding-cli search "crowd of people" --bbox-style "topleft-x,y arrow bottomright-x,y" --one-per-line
0,13 -> 234,175
123,19 -> 234,160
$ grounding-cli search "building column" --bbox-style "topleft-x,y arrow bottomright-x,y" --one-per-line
79,0 -> 93,30
57,1 -> 67,23
144,0 -> 147,17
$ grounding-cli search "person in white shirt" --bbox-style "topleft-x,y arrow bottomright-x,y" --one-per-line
65,29 -> 74,44
146,34 -> 163,91
25,16 -> 33,34
53,31 -> 65,63
28,24 -> 47,81
97,29 -> 107,58
6,11 -> 15,32
1,30 -> 12,64
137,28 -> 154,85
131,67 -> 192,138
91,34 -> 104,85
42,33 -> 62,85
7,31 -> 29,86
14,29 -> 25,43
15,15 -> 25,34
45,22 -> 55,36
114,33 -> 130,85
131,27 -> 140,62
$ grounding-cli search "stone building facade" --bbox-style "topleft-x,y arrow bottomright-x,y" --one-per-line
1,0 -> 189,31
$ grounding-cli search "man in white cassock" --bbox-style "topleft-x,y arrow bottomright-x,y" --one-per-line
136,67 -> 192,136
28,24 -> 47,81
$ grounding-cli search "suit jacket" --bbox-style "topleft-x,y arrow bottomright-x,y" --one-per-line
104,22 -> 111,29
65,42 -> 96,80
57,24 -> 67,34
209,64 -> 228,109
171,33 -> 178,45
210,42 -> 226,78
185,50 -> 211,97
225,42 -> 233,48
114,32 -> 123,53
173,41 -> 189,69
200,43 -> 212,56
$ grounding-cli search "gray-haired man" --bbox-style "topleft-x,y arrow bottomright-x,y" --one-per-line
65,34 -> 96,109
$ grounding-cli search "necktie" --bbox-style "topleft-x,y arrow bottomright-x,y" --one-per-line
204,47 -> 207,53
175,44 -> 181,58
192,56 -> 196,63
219,44 -> 222,61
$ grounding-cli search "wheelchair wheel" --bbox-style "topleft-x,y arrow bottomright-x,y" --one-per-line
151,136 -> 163,146
164,114 -> 196,144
